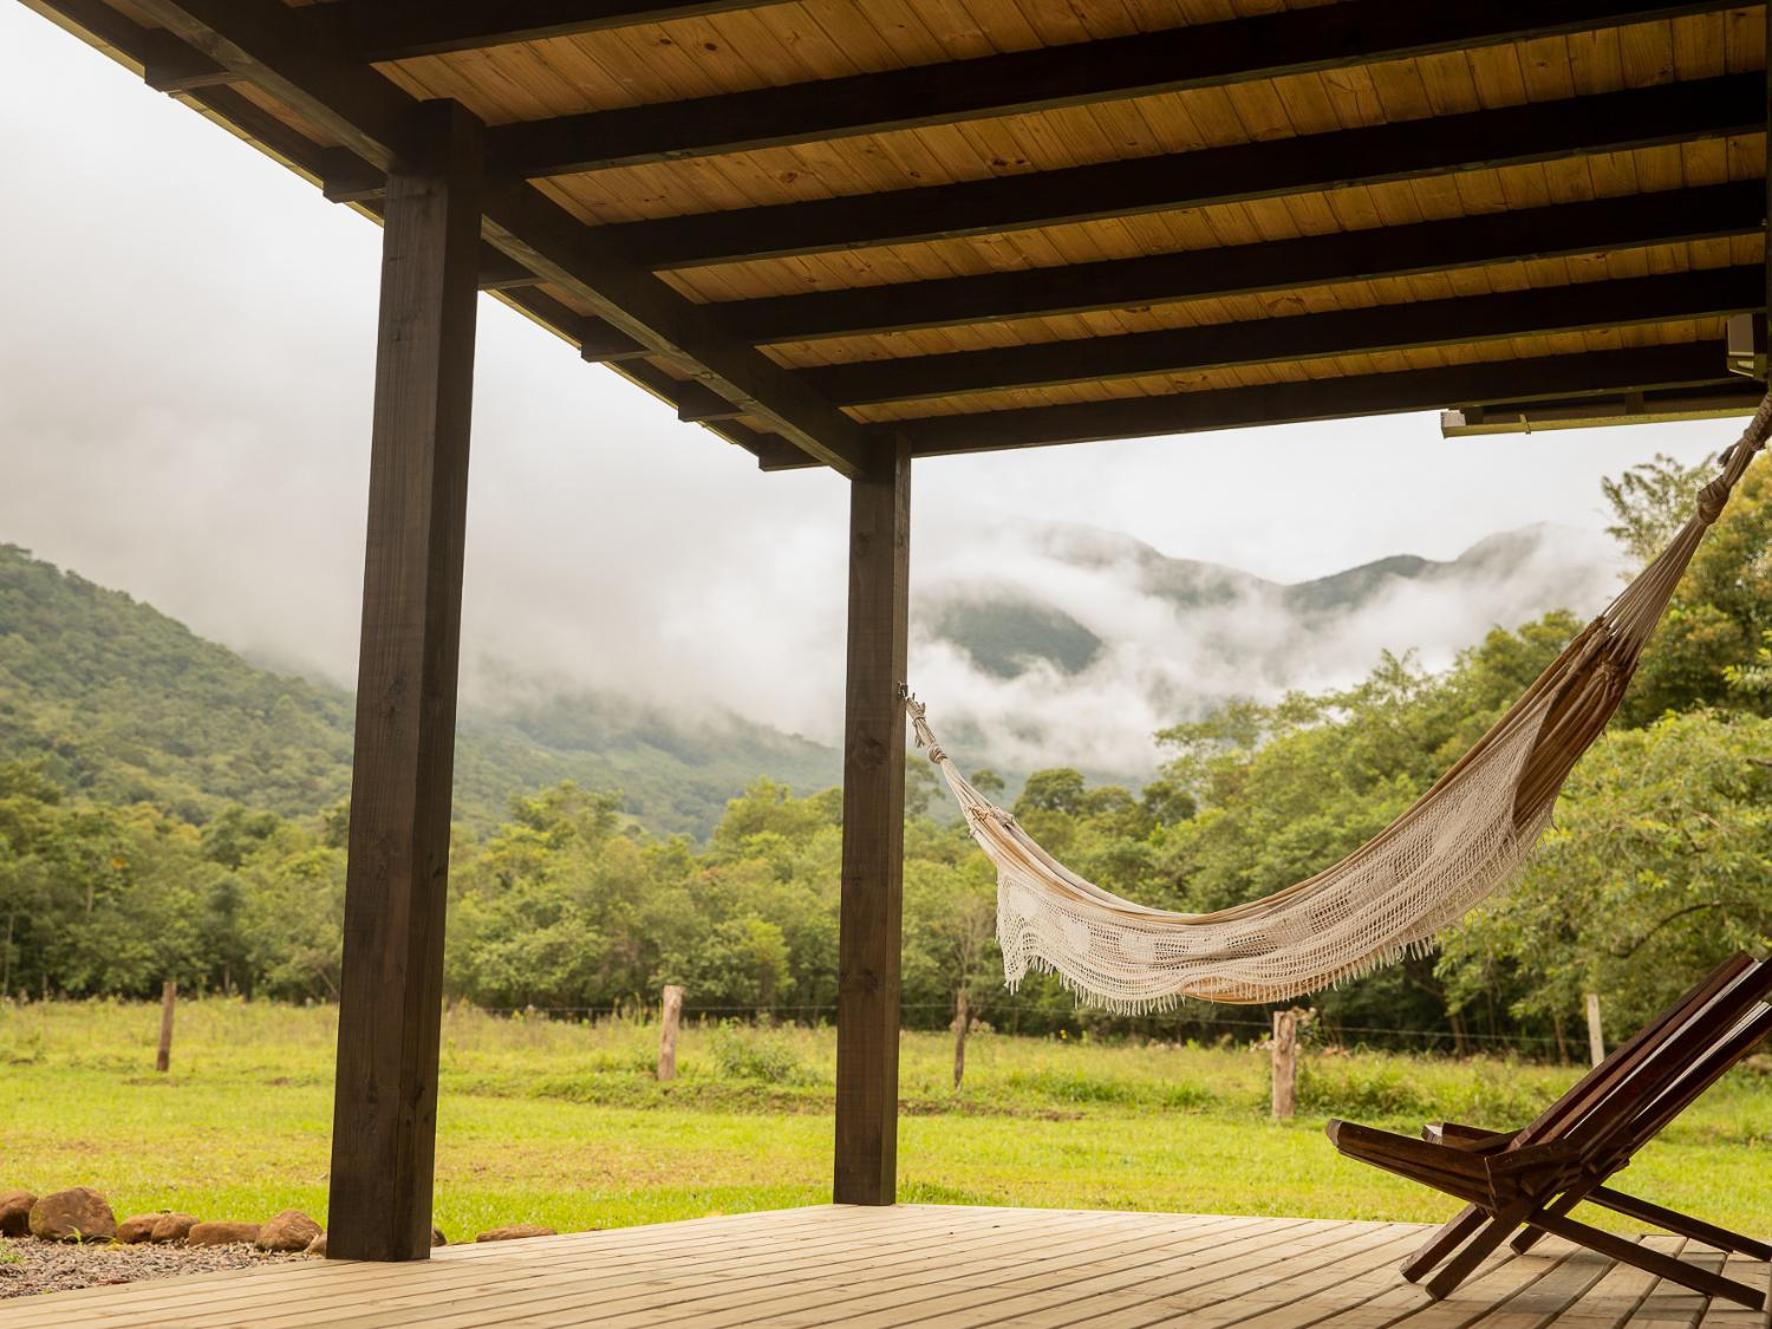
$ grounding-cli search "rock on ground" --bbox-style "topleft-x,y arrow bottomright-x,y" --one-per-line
150,1212 -> 200,1243
28,1188 -> 116,1243
475,1224 -> 555,1242
0,1236 -> 304,1300
255,1211 -> 321,1253
186,1221 -> 261,1248
116,1213 -> 168,1245
306,1224 -> 444,1257
0,1193 -> 34,1240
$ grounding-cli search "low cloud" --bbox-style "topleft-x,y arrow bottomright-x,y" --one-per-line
0,5 -> 1740,786
906,520 -> 1625,776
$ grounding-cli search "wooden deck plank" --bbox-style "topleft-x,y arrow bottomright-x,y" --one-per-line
1544,1236 -> 1680,1329
582,1213 -> 1283,1329
203,1207 -> 1026,1329
171,1205 -> 1073,1329
740,1217 -> 1348,1329
324,1207 -> 1199,1329
1048,1224 -> 1427,1329
0,1207 -> 1764,1329
0,1206 -> 864,1327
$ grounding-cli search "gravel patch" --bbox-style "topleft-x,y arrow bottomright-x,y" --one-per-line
0,1237 -> 309,1299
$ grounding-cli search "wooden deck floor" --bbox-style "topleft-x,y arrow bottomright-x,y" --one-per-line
0,1204 -> 1765,1329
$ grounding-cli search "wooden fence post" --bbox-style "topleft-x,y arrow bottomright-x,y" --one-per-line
952,989 -> 970,1091
156,979 -> 176,1073
658,985 -> 684,1082
1271,1009 -> 1299,1119
1585,992 -> 1605,1067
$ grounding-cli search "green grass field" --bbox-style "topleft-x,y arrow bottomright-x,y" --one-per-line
2,1000 -> 1766,1243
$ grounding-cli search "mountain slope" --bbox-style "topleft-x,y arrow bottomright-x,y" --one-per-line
0,544 -> 836,837
926,522 -> 1617,682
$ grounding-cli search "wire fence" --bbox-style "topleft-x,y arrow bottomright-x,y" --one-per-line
468,1000 -> 1568,1054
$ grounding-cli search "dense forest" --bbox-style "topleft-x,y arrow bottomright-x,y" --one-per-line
0,544 -> 835,838
0,454 -> 1767,1051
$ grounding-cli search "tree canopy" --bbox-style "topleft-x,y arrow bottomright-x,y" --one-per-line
2,454 -> 1768,1051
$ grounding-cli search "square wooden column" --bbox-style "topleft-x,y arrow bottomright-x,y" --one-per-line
834,440 -> 912,1206
328,99 -> 483,1262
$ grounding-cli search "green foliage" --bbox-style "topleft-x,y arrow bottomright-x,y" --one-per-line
1442,709 -> 1772,1034
0,544 -> 836,839
1601,451 -> 1715,562
5,449 -> 1771,1051
707,1024 -> 818,1085
1618,460 -> 1772,723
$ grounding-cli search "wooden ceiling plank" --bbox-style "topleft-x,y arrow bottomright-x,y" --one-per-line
716,180 -> 1764,343
122,0 -> 865,474
830,341 -> 1741,458
484,0 -> 1746,177
610,72 -> 1762,268
798,266 -> 1760,404
301,1 -> 806,62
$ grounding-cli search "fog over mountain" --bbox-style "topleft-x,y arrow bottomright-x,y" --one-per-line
0,3 -> 1739,805
910,520 -> 1625,775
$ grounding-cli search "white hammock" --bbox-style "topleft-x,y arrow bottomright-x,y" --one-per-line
910,399 -> 1772,1010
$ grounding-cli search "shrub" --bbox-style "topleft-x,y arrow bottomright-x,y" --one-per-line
708,1026 -> 818,1086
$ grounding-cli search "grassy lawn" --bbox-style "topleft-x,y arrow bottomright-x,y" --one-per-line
1,1000 -> 1766,1243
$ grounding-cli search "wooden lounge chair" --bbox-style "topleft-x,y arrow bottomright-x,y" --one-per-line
1326,953 -> 1772,1310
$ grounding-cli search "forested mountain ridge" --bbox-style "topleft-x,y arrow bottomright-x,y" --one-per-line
0,543 -> 836,837
924,522 -> 1618,682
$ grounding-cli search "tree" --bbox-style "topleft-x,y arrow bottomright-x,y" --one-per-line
903,855 -> 998,1088
1440,710 -> 1772,1035
1615,459 -> 1772,724
1601,452 -> 1713,563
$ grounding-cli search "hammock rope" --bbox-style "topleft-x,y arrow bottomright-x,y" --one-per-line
909,397 -> 1772,1010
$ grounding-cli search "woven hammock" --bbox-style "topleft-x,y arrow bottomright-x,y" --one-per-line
910,398 -> 1772,1010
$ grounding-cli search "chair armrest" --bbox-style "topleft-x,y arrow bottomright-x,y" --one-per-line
1425,1121 -> 1514,1152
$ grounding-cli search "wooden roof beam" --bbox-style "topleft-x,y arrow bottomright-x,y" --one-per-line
717,183 -> 1767,345
612,74 -> 1763,269
487,0 -> 1744,178
300,0 -> 802,62
799,267 -> 1763,405
124,0 -> 866,475
817,343 -> 1740,460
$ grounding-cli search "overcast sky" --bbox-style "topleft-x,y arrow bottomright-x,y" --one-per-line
0,6 -> 1746,766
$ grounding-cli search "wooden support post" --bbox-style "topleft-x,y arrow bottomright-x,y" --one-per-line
327,99 -> 483,1264
156,979 -> 176,1073
1585,992 -> 1606,1068
1271,1009 -> 1299,1119
658,985 -> 684,1082
834,440 -> 911,1206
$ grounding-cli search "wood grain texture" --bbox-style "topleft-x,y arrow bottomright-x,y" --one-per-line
1,1207 -> 1762,1328
603,75 -> 1761,269
833,439 -> 911,1206
326,98 -> 483,1265
715,183 -> 1767,346
481,0 -> 1746,178
813,343 -> 1737,459
795,267 -> 1760,404
26,0 -> 1772,469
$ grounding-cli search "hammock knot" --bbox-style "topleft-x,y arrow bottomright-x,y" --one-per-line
925,744 -> 946,764
1696,477 -> 1731,526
